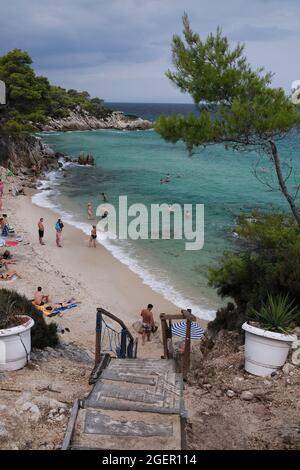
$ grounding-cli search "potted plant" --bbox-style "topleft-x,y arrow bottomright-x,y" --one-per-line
0,298 -> 34,371
242,294 -> 298,377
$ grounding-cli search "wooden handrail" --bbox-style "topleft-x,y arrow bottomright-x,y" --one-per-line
97,307 -> 135,343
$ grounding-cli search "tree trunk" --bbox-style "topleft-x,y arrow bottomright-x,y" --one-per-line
269,140 -> 300,227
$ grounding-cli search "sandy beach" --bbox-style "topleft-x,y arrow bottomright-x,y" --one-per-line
3,188 -> 207,357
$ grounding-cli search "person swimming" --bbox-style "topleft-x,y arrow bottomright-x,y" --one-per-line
160,174 -> 171,184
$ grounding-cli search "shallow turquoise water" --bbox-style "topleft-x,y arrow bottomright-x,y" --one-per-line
37,127 -> 300,320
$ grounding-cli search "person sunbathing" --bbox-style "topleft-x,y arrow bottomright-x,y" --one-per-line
0,258 -> 16,270
0,270 -> 20,280
34,286 -> 49,306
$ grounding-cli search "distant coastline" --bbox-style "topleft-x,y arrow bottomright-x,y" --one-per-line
42,108 -> 152,132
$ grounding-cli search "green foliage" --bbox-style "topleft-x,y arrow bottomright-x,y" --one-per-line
0,49 -> 110,134
155,14 -> 300,151
156,15 -> 300,225
250,293 -> 298,334
208,212 -> 300,325
0,288 -> 58,348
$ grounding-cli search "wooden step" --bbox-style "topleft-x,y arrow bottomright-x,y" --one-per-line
70,408 -> 181,450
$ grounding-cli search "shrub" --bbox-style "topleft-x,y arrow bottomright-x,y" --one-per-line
208,212 -> 300,330
0,288 -> 58,348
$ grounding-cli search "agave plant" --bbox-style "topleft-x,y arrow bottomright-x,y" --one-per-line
0,295 -> 19,329
250,293 -> 299,334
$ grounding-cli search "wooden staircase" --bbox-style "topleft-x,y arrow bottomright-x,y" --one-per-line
62,357 -> 185,450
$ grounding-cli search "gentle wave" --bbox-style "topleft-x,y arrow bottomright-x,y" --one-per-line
32,169 -> 215,322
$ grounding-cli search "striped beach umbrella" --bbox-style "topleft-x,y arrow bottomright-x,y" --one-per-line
171,321 -> 205,340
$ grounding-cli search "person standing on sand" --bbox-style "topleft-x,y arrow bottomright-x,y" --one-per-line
55,218 -> 63,247
87,202 -> 94,220
140,304 -> 155,345
89,225 -> 97,248
0,179 -> 4,197
38,218 -> 45,245
101,192 -> 108,202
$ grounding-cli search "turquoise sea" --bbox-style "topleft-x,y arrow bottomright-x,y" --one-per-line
35,103 -> 300,321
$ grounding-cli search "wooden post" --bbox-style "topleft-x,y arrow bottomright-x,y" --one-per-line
95,308 -> 102,365
160,314 -> 169,359
182,309 -> 192,381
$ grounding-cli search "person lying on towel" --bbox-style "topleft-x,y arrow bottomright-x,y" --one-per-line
0,270 -> 20,280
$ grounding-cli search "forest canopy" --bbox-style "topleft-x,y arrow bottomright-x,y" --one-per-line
0,49 -> 110,134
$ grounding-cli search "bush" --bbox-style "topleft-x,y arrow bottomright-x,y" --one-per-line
208,212 -> 300,329
0,288 -> 58,348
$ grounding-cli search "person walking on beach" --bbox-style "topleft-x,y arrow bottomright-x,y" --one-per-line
87,202 -> 94,220
140,304 -> 155,346
89,225 -> 97,248
38,218 -> 45,245
55,218 -> 63,247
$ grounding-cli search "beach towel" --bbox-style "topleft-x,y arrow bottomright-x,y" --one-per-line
5,240 -> 18,247
32,300 -> 80,317
0,274 -> 18,281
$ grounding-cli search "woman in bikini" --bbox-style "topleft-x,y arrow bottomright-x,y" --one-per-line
89,225 -> 97,248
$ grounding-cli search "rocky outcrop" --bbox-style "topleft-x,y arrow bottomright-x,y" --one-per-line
0,134 -> 60,176
42,108 -> 152,132
76,153 -> 95,166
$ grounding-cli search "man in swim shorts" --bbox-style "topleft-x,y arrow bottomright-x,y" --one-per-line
140,304 -> 155,345
38,218 -> 45,245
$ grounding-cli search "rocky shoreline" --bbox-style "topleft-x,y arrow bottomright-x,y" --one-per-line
0,107 -> 152,179
42,108 -> 152,132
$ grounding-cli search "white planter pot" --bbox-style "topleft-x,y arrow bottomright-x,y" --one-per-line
242,322 -> 297,377
0,316 -> 34,371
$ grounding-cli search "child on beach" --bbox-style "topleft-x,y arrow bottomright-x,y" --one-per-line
89,225 -> 97,248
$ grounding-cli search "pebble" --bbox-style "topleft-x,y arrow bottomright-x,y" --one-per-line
20,402 -> 41,422
282,363 -> 295,375
226,390 -> 235,398
203,383 -> 212,389
240,391 -> 254,401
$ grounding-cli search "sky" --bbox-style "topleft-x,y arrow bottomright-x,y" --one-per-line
0,0 -> 299,103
